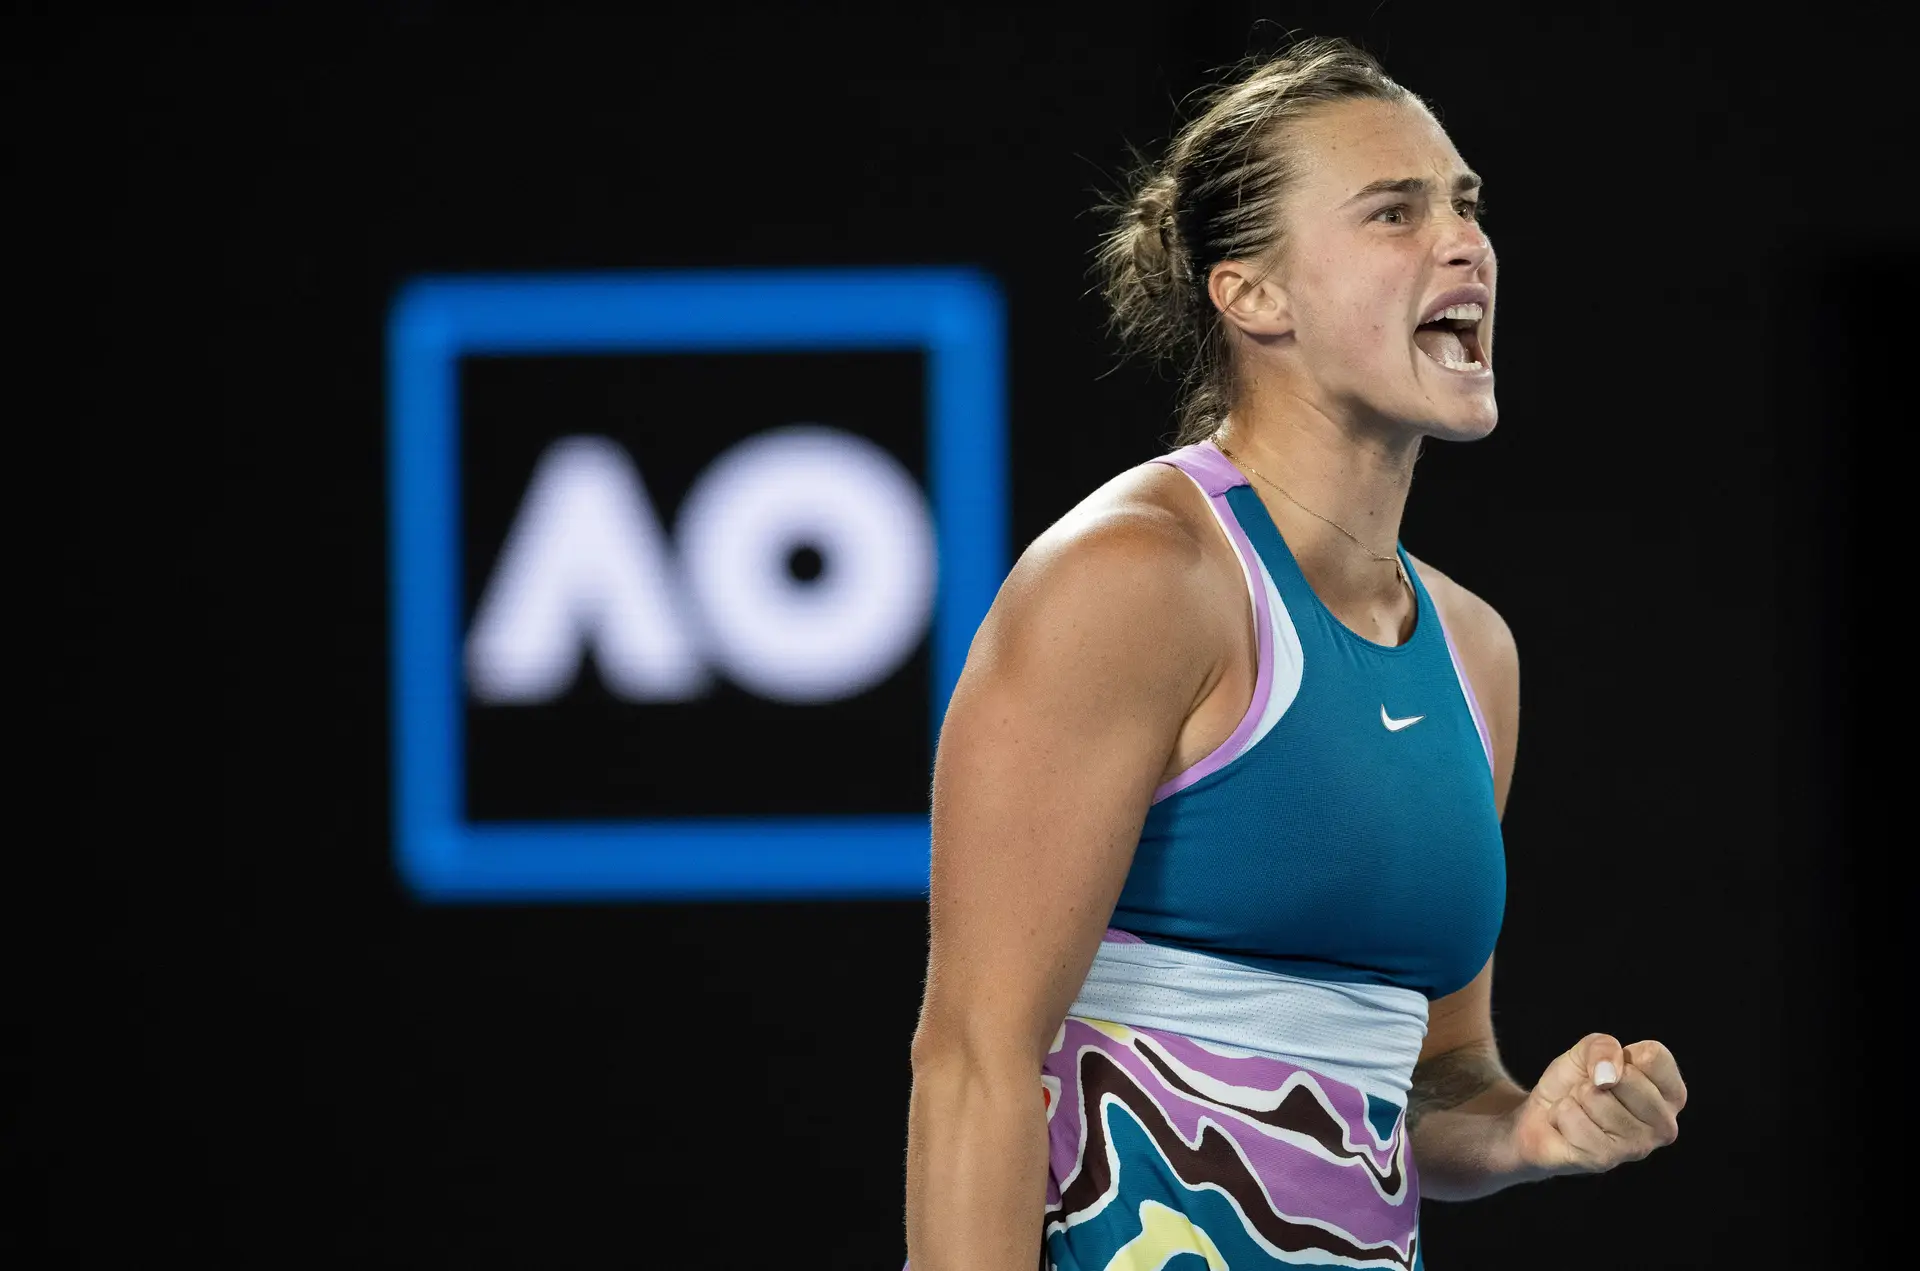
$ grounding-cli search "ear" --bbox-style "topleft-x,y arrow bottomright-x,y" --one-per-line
1207,260 -> 1292,338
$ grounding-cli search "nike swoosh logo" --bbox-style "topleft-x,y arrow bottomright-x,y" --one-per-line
1381,705 -> 1425,732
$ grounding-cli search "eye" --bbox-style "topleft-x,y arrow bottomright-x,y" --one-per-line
1455,197 -> 1485,222
1372,204 -> 1410,225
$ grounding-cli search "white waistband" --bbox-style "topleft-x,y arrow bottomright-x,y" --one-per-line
1068,938 -> 1430,1103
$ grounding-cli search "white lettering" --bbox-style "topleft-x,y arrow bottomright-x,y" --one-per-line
675,426 -> 936,703
466,436 -> 710,703
466,429 -> 936,705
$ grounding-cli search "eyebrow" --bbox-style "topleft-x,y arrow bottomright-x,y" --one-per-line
1344,173 -> 1483,205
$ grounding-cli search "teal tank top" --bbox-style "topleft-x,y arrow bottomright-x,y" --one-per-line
1109,441 -> 1506,1000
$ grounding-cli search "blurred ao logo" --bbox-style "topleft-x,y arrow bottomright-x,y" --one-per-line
467,426 -> 937,705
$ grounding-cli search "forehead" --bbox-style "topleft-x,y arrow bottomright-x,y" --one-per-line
1286,97 -> 1468,202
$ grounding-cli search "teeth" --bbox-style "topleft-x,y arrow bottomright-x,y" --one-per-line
1428,302 -> 1483,322
1418,343 -> 1485,371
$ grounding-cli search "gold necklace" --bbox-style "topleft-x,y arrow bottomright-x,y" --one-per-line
1216,442 -> 1411,594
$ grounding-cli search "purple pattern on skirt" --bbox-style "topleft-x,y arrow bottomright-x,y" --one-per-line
1043,1015 -> 1419,1258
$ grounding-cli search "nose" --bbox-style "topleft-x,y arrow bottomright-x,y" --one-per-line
1437,213 -> 1492,272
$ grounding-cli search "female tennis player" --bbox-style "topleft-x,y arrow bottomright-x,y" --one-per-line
904,37 -> 1686,1270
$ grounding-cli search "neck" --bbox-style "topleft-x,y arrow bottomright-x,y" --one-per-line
1214,383 -> 1421,610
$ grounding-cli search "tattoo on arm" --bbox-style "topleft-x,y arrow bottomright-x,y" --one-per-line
1408,1041 -> 1511,1130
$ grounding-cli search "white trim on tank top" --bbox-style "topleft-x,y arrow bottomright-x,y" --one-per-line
1174,465 -> 1303,782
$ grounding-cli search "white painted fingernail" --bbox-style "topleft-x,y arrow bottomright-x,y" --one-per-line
1594,1061 -> 1618,1088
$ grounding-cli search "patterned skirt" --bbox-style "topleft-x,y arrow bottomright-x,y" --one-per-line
1041,1016 -> 1422,1270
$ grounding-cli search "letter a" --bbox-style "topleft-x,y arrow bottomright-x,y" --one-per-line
466,436 -> 710,703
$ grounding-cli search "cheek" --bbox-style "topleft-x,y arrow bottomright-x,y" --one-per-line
1333,301 -> 1408,371
1289,249 -> 1416,373
1316,272 -> 1412,363
1302,291 -> 1384,356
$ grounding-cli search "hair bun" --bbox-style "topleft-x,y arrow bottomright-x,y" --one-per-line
1091,36 -> 1408,444
1099,167 -> 1194,370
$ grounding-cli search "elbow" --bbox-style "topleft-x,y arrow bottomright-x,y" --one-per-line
909,1021 -> 951,1082
910,1010 -> 1043,1097
910,1015 -> 984,1087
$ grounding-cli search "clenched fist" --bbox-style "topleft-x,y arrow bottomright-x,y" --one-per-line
1509,1033 -> 1686,1174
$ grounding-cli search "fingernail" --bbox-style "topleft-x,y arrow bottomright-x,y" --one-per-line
1594,1061 -> 1618,1088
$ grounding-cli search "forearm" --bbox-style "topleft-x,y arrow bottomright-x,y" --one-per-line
905,1046 -> 1049,1270
1408,1042 -> 1545,1201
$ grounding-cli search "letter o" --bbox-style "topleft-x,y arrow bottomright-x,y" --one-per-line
674,426 -> 936,703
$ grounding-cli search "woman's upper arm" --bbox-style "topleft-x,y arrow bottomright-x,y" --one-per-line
918,503 -> 1223,1069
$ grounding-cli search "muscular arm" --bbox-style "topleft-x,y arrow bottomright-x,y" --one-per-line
1403,560 -> 1537,1201
905,491 -> 1232,1268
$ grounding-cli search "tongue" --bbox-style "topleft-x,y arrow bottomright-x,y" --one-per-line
1414,326 -> 1467,364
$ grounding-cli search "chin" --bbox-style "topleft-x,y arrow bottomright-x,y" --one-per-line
1407,375 -> 1498,441
1427,399 -> 1498,442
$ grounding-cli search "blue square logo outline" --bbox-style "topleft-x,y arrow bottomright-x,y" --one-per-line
388,269 -> 1007,900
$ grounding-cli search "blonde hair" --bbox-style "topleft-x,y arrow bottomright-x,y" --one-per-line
1097,37 -> 1415,444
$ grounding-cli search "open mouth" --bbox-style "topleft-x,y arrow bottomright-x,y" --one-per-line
1413,302 -> 1488,373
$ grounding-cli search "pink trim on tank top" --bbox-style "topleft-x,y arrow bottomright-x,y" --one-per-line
1433,604 -> 1495,772
1102,927 -> 1145,944
1146,441 -> 1275,803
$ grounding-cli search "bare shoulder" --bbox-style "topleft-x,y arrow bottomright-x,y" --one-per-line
1406,553 -> 1517,679
1020,461 -> 1224,580
969,460 -> 1238,684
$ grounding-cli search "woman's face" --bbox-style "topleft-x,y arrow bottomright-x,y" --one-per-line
1262,96 -> 1498,441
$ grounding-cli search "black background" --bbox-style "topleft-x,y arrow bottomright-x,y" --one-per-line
462,350 -> 932,820
25,1 -> 1908,1265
